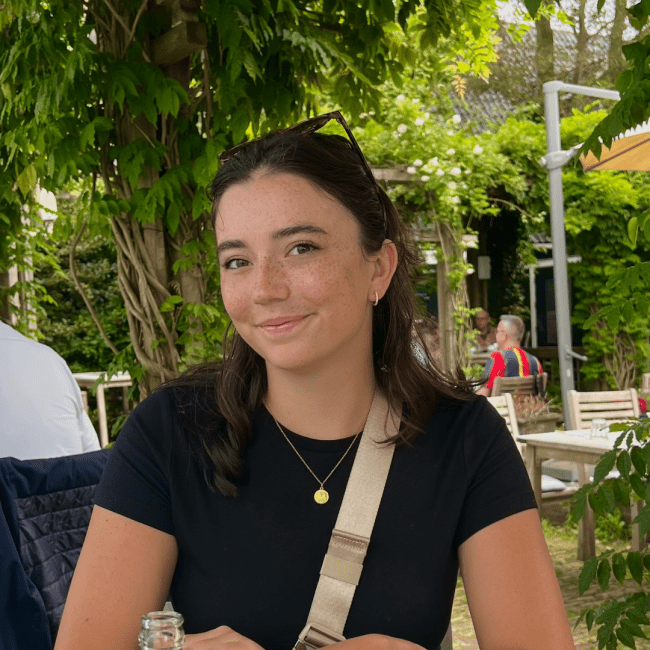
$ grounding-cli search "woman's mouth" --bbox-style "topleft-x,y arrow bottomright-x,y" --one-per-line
259,315 -> 308,334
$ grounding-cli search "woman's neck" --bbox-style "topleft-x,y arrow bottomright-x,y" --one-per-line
264,360 -> 377,441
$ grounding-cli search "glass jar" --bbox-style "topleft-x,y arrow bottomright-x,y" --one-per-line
590,417 -> 609,439
139,611 -> 185,649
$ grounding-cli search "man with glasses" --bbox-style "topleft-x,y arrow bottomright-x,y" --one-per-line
474,309 -> 497,351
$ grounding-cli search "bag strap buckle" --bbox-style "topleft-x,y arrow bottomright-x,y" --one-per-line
292,622 -> 346,649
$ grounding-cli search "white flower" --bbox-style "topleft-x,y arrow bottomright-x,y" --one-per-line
451,196 -> 460,204
448,181 -> 457,190
397,94 -> 405,101
415,117 -> 425,126
420,175 -> 430,182
452,114 -> 462,124
473,144 -> 484,155
450,167 -> 462,176
413,159 -> 423,167
447,130 -> 455,136
465,169 -> 471,174
368,111 -> 375,116
360,112 -> 368,118
397,124 -> 407,134
429,157 -> 439,166
406,166 -> 417,174
412,98 -> 420,105
446,148 -> 455,155
436,169 -> 445,177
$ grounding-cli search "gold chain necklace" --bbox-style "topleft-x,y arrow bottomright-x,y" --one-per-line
269,413 -> 362,505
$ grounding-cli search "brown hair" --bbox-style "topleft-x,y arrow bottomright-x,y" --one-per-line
165,131 -> 477,496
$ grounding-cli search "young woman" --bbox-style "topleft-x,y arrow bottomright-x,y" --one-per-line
55,113 -> 574,650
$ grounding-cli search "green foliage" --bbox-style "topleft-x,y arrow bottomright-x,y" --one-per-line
522,0 -> 650,160
595,510 -> 631,544
352,80 -> 542,366
562,109 -> 650,387
36,228 -> 130,373
0,0 -> 500,389
494,107 -> 650,389
572,418 -> 650,648
0,202 -> 60,332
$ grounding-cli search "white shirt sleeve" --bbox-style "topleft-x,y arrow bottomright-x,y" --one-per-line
79,411 -> 101,452
0,327 -> 101,459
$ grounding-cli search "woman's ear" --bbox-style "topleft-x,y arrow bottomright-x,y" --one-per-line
370,239 -> 398,302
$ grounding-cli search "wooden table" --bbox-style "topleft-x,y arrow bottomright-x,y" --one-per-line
517,429 -> 644,561
73,372 -> 133,448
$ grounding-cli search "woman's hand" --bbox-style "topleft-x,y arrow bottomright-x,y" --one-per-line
331,634 -> 426,650
183,625 -> 266,650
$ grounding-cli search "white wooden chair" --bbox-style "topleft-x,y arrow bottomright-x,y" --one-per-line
642,373 -> 650,392
492,373 -> 547,398
487,393 -> 519,438
566,388 -> 640,431
567,388 -> 643,554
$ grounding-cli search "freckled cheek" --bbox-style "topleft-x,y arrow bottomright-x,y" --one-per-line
301,259 -> 365,307
220,283 -> 248,322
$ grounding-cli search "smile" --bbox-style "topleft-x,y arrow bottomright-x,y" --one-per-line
259,315 -> 309,334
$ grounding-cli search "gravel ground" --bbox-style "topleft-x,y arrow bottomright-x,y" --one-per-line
449,503 -> 648,649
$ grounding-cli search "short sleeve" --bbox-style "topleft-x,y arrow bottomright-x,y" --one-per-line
79,412 -> 101,453
94,389 -> 175,535
453,397 -> 537,547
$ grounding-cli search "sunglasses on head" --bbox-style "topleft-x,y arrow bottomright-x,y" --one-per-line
218,110 -> 386,233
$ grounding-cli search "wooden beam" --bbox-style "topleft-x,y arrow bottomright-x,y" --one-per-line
371,167 -> 418,182
156,0 -> 200,26
152,21 -> 207,67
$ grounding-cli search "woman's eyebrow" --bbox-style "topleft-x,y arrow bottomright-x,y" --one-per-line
272,224 -> 328,239
217,225 -> 328,258
217,239 -> 245,257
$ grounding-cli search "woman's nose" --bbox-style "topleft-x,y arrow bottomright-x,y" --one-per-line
252,258 -> 289,303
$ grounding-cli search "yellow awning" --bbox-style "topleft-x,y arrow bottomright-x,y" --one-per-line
580,126 -> 650,172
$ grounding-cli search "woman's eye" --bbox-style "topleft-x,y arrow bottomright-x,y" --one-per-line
289,243 -> 318,256
223,258 -> 249,270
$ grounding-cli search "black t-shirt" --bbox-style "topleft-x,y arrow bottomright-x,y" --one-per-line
95,388 -> 536,650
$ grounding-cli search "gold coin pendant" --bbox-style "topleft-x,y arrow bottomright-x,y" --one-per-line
314,489 -> 329,504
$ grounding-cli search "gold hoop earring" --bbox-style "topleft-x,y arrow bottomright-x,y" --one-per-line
373,291 -> 379,307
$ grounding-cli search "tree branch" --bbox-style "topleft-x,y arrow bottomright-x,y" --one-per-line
100,0 -> 151,62
487,197 -> 538,221
121,0 -> 147,58
202,48 -> 213,138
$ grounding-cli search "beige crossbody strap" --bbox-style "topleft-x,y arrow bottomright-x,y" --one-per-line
294,389 -> 399,650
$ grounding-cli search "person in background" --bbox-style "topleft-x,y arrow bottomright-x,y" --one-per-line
473,309 -> 496,351
477,315 -> 543,398
0,320 -> 100,459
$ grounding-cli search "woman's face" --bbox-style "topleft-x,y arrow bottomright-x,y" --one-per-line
215,172 -> 384,377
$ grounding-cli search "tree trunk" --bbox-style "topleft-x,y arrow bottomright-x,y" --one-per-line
437,221 -> 472,372
536,0 -> 555,91
93,1 -> 210,397
572,0 -> 589,85
607,0 -> 627,83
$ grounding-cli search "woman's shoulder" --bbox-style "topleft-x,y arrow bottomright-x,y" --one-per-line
423,394 -> 504,438
122,381 -> 221,436
128,385 -> 177,423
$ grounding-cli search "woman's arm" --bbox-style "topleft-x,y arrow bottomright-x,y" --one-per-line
55,505 -> 178,650
459,508 -> 574,649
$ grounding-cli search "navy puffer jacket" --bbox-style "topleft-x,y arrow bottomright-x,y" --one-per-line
0,449 -> 110,650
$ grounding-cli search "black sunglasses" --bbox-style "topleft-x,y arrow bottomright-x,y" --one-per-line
218,110 -> 385,233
